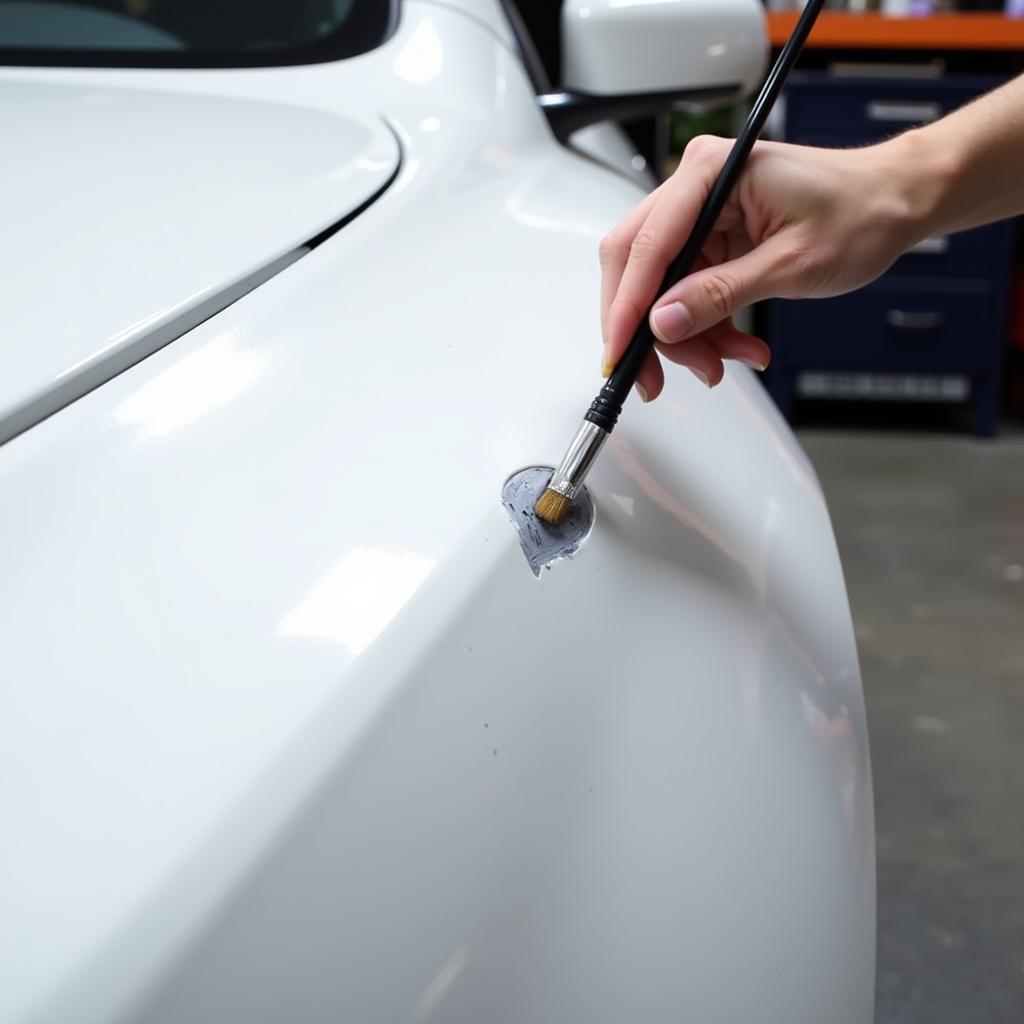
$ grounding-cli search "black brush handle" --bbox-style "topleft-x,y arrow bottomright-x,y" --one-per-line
584,0 -> 827,433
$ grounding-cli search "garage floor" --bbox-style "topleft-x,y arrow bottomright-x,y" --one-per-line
799,428 -> 1024,1024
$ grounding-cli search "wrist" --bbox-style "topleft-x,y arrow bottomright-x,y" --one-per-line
881,126 -> 962,245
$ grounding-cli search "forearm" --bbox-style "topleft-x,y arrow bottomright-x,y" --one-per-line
892,73 -> 1024,241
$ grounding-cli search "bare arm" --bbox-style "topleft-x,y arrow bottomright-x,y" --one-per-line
904,73 -> 1024,238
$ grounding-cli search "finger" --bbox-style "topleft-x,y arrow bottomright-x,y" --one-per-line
634,347 -> 664,403
604,240 -> 717,376
655,321 -> 772,388
706,321 -> 772,371
599,184 -> 666,350
649,239 -> 787,344
654,334 -> 725,389
602,247 -> 713,376
605,136 -> 732,364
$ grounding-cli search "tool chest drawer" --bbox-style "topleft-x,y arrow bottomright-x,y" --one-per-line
888,227 -> 1004,281
770,281 -> 997,374
784,74 -> 1003,141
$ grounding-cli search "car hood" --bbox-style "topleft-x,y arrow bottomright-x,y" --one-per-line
0,78 -> 399,445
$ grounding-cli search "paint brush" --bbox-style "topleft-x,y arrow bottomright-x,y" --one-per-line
534,0 -> 827,527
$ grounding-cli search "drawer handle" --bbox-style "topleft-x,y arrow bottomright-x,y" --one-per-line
866,101 -> 941,123
886,310 -> 944,331
907,235 -> 949,256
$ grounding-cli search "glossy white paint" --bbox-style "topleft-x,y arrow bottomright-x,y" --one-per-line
0,3 -> 873,1023
569,122 -> 657,190
563,0 -> 767,97
424,0 -> 517,48
0,80 -> 398,444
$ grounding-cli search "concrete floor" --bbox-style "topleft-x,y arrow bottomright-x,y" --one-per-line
799,428 -> 1024,1024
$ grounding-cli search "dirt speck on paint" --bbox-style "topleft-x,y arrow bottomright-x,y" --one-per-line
501,466 -> 595,577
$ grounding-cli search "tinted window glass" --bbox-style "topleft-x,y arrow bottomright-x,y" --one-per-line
0,0 -> 397,66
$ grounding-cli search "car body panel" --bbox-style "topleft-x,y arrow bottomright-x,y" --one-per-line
422,0 -> 517,48
0,4 -> 874,1022
0,79 -> 398,444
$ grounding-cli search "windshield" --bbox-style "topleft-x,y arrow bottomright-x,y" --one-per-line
0,0 -> 397,66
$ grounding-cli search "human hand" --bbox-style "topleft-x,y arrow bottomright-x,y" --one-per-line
599,133 -> 923,400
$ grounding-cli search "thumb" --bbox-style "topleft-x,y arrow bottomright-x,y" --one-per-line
649,241 -> 787,344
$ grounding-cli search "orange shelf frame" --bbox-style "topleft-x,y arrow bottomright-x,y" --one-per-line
766,11 -> 1024,51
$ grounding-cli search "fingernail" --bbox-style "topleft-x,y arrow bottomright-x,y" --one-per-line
738,358 -> 768,371
689,368 -> 711,388
601,345 -> 613,378
635,383 -> 649,403
651,302 -> 694,343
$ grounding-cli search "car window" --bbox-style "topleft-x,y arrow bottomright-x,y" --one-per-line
0,0 -> 397,67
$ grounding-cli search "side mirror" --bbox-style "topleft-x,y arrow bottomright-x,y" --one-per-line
541,0 -> 767,142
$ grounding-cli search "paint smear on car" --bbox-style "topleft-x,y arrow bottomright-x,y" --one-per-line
502,466 -> 595,577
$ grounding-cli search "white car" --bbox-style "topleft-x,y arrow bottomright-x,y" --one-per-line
0,2 -> 874,1021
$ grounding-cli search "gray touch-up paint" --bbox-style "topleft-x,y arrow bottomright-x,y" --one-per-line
502,466 -> 595,577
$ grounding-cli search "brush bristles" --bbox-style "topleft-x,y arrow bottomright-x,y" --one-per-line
535,487 -> 572,526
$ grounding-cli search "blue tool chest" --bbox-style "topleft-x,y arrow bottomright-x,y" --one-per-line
763,71 -> 1015,435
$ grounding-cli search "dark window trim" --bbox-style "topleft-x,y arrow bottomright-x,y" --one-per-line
0,0 -> 400,68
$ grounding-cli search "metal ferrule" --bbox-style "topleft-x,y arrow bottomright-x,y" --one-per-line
547,419 -> 609,500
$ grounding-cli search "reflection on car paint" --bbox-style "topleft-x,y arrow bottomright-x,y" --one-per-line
113,334 -> 267,441
277,546 -> 436,653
